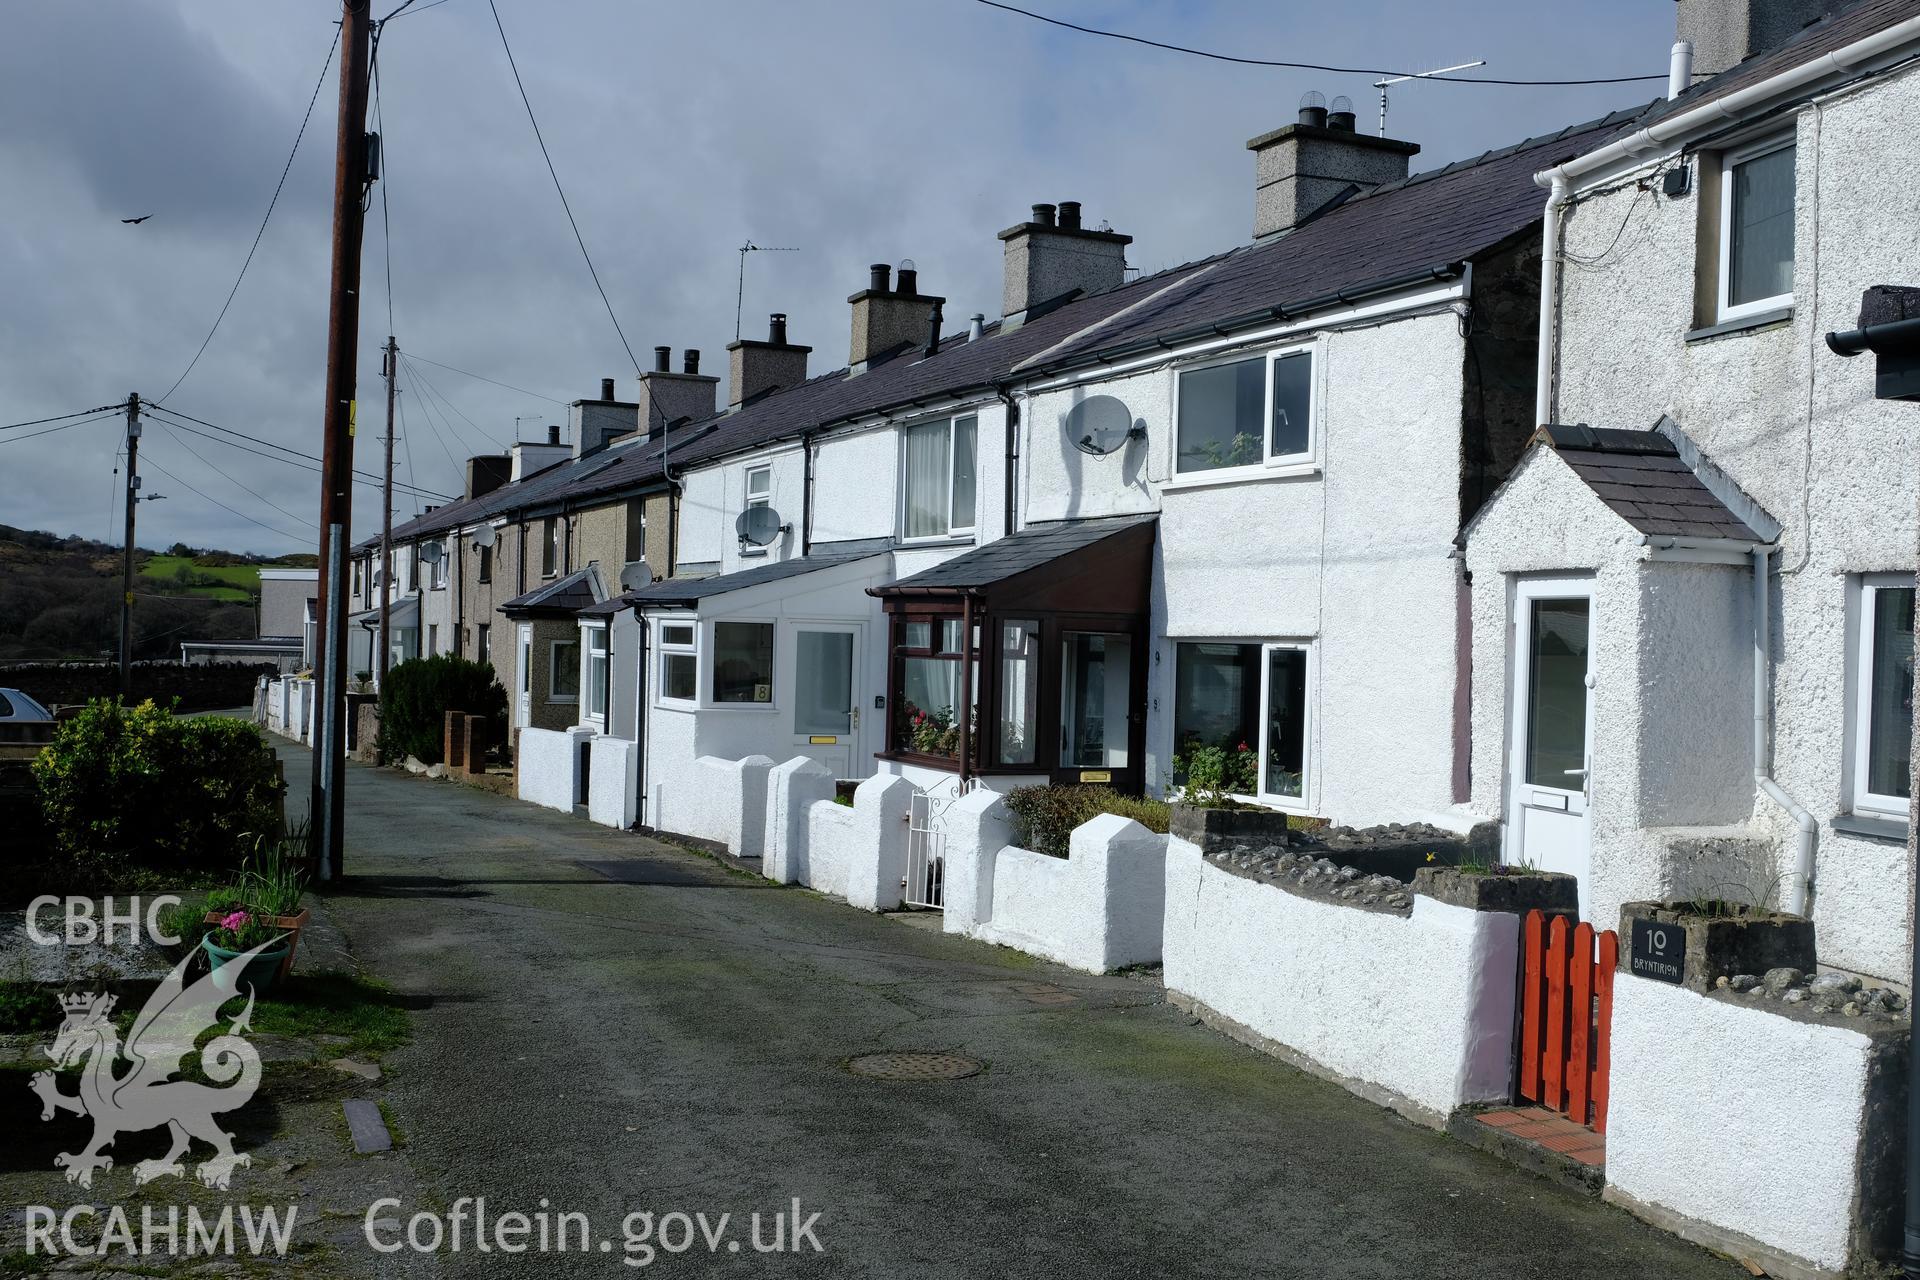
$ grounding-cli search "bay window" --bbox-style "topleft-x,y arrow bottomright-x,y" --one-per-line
1853,576 -> 1914,816
1718,135 -> 1795,322
713,621 -> 774,705
1175,346 -> 1315,477
893,612 -> 968,760
902,415 -> 977,539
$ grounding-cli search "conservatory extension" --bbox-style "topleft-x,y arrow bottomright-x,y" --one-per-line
870,515 -> 1155,793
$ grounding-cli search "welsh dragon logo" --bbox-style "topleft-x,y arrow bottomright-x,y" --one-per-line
30,941 -> 278,1190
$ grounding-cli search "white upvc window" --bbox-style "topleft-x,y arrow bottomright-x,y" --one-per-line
745,465 -> 771,514
584,624 -> 609,723
432,543 -> 449,590
900,414 -> 977,540
549,637 -> 580,704
1851,574 -> 1914,818
1169,638 -> 1314,809
656,619 -> 698,705
1173,344 -> 1316,479
1717,134 -> 1796,323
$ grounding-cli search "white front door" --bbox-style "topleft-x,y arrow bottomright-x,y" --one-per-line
1506,579 -> 1595,917
789,625 -> 860,779
516,624 -> 533,728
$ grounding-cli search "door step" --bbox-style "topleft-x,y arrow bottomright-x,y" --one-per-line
1448,1105 -> 1605,1196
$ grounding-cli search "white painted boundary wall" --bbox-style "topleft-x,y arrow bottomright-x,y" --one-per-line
688,754 -> 775,858
1605,976 -> 1887,1277
760,761 -> 912,911
586,735 -> 639,829
263,676 -> 315,744
940,791 -> 1167,973
517,725 -> 589,813
1162,834 -> 1519,1125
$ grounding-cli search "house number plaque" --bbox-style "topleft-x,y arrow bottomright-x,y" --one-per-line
1628,918 -> 1685,985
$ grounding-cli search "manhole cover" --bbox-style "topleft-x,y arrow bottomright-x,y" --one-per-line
845,1051 -> 983,1082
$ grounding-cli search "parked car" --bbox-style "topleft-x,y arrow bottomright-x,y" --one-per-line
0,688 -> 56,745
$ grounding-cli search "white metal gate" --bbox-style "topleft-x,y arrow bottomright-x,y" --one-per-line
903,789 -> 945,909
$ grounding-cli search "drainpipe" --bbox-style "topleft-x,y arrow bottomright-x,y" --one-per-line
801,431 -> 814,557
1533,173 -> 1570,427
636,613 -> 650,829
998,387 -> 1021,538
957,594 -> 974,784
1752,545 -> 1815,915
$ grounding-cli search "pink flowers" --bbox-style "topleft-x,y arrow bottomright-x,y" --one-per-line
220,910 -> 251,932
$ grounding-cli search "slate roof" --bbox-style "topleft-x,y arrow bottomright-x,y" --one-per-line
876,515 -> 1156,594
626,538 -> 893,608
1538,425 -> 1762,541
1020,106 -> 1652,374
1628,0 -> 1920,135
501,566 -> 600,616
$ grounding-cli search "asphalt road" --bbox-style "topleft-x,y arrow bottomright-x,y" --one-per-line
288,745 -> 1746,1280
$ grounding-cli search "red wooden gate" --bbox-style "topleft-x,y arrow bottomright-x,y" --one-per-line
1518,909 -> 1617,1133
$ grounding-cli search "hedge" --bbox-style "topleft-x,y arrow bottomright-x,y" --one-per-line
378,654 -> 507,765
31,699 -> 283,879
1002,784 -> 1171,860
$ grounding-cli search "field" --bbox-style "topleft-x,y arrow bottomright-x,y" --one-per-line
139,555 -> 284,601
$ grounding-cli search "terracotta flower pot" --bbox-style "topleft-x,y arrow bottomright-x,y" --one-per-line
205,907 -> 309,981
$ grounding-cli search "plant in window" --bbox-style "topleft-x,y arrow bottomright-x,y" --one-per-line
1193,431 -> 1261,471
1174,739 -> 1257,807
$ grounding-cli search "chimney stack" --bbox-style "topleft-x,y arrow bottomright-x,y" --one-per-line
848,260 -> 943,370
637,343 -> 719,439
1246,93 -> 1420,239
727,312 -> 812,408
547,424 -> 560,445
571,377 -> 640,459
999,201 -> 1131,323
1675,0 -> 1829,78
464,454 -> 511,500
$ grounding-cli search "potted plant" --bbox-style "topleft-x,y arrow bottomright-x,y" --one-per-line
1168,737 -> 1295,852
201,910 -> 292,993
199,830 -> 311,982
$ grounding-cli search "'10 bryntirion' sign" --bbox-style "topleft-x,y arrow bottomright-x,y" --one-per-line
1629,918 -> 1685,984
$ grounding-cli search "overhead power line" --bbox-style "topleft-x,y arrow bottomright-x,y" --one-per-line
144,403 -> 452,499
0,411 -> 124,446
973,0 -> 1675,85
1,403 -> 127,431
403,353 -> 565,403
140,453 -> 312,544
153,420 -> 317,531
487,0 -> 645,377
156,26 -> 341,406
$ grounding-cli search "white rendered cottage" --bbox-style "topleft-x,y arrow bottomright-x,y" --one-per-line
1465,1 -> 1920,980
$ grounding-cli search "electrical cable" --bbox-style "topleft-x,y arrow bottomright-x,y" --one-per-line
153,420 -> 317,531
0,412 -> 124,445
401,354 -> 564,403
974,0 -> 1678,85
143,404 -> 451,499
155,26 -> 341,406
487,0 -> 644,377
139,453 -> 312,544
1,404 -> 126,431
151,413 -> 447,502
400,353 -> 504,450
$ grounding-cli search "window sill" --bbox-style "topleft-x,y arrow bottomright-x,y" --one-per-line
738,548 -> 769,559
1832,812 -> 1908,844
898,533 -> 976,548
1686,305 -> 1792,343
548,696 -> 578,705
1163,461 -> 1320,493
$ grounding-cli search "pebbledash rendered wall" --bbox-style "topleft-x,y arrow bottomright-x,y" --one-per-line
1017,306 -> 1473,829
1544,67 -> 1920,981
1160,834 -> 1522,1125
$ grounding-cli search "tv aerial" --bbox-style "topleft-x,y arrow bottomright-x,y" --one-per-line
1371,59 -> 1485,136
735,505 -> 786,547
735,240 -> 800,341
1064,395 -> 1143,457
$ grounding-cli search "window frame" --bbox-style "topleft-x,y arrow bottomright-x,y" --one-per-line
476,536 -> 492,584
541,516 -> 560,579
1168,637 -> 1315,812
548,637 -> 580,704
1171,343 -> 1319,482
1851,573 -> 1914,819
655,617 -> 699,707
898,414 -> 979,543
1716,133 -> 1797,324
885,607 -> 970,764
740,465 -> 773,557
710,619 -> 777,708
431,542 -> 449,590
476,623 -> 491,667
583,623 -> 609,724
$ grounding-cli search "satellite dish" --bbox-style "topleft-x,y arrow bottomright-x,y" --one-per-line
472,524 -> 497,548
735,505 -> 784,547
1065,395 -> 1139,456
419,541 -> 445,565
619,559 -> 655,592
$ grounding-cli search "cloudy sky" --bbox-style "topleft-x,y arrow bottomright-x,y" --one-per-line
0,0 -> 1678,557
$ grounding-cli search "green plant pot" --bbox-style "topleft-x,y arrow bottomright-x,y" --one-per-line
200,936 -> 291,994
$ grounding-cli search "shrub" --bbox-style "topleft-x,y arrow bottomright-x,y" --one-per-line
1002,784 -> 1171,859
1172,739 -> 1258,806
32,699 -> 283,879
378,654 -> 507,765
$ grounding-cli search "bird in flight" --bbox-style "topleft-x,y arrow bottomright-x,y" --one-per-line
121,215 -> 151,225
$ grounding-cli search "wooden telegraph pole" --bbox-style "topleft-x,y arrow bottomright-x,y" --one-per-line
313,0 -> 373,882
378,335 -> 396,690
118,393 -> 140,697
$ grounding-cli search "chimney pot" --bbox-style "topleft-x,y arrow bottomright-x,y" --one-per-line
1326,95 -> 1357,132
547,424 -> 560,445
969,313 -> 985,341
653,346 -> 671,373
769,312 -> 788,344
1298,89 -> 1328,128
600,377 -> 615,401
1032,202 -> 1056,227
998,203 -> 1131,320
683,349 -> 700,376
1246,108 -> 1418,239
868,263 -> 891,293
848,263 -> 943,369
896,266 -> 919,296
1058,201 -> 1081,230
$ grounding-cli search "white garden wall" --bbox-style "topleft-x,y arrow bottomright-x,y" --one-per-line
517,725 -> 588,812
1604,976 -> 1892,1276
1162,834 -> 1520,1125
586,734 -> 639,829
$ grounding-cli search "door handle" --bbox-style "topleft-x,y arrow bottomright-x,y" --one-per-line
1562,768 -> 1588,778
